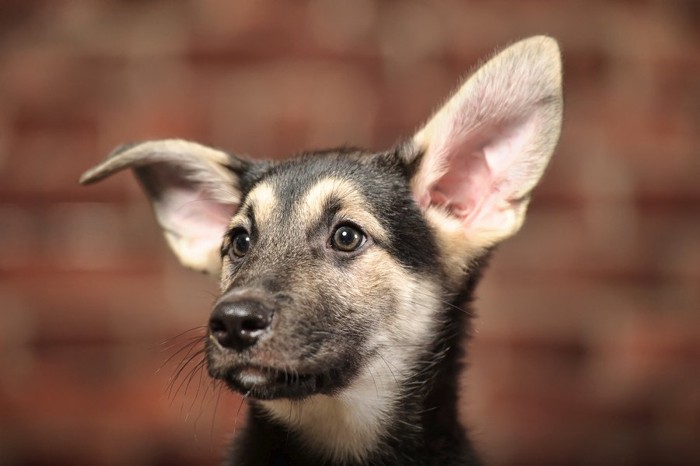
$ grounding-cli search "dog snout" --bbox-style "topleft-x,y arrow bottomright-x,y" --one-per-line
209,299 -> 274,351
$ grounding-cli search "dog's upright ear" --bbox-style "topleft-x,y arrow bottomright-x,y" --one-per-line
405,36 -> 563,253
80,139 -> 249,275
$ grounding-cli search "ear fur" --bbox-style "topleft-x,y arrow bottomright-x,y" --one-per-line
80,139 -> 247,275
408,36 -> 563,253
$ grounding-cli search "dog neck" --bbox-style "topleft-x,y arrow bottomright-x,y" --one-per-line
259,356 -> 403,463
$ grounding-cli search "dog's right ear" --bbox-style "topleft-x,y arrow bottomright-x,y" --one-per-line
80,139 -> 249,275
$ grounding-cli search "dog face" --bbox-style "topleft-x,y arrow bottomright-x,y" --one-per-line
81,37 -> 562,410
207,149 -> 448,400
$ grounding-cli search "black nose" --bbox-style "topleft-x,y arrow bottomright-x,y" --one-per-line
208,299 -> 274,351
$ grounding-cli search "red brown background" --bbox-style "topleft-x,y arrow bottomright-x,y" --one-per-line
1,1 -> 698,465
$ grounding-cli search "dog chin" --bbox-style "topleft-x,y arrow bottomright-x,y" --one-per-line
214,365 -> 331,400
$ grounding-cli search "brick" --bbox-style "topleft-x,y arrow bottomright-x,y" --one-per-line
206,61 -> 377,156
1,1 -> 699,465
307,0 -> 377,54
0,202 -> 165,272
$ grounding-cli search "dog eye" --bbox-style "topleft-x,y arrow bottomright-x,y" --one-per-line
331,224 -> 365,252
230,230 -> 251,258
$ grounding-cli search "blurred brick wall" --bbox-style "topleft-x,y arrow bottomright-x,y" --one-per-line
0,1 -> 698,465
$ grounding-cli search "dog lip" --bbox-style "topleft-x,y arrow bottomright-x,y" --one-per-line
219,364 -> 321,399
233,364 -> 316,385
237,366 -> 270,386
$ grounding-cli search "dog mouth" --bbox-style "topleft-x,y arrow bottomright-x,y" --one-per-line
205,332 -> 365,400
211,364 -> 335,400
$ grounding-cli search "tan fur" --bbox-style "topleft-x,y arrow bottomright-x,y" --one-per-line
78,139 -> 235,188
235,182 -> 278,229
298,178 -> 389,244
422,202 -> 529,291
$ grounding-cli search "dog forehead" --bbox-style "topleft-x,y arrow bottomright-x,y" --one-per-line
240,152 -> 399,229
265,150 -> 394,201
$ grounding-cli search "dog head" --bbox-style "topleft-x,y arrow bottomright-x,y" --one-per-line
81,36 -> 563,402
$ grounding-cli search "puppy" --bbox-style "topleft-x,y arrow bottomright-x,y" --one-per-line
81,36 -> 563,466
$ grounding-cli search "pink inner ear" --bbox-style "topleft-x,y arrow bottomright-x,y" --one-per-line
165,186 -> 236,240
139,163 -> 239,259
429,147 -> 492,223
424,114 -> 537,230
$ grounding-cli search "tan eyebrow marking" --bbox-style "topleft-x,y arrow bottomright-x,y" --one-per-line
229,181 -> 277,228
298,177 -> 388,243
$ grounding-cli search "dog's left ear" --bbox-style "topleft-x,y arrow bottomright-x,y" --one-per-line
405,36 -> 563,250
80,139 -> 249,275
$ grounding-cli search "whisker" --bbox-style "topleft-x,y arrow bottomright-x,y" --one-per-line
157,326 -> 207,348
210,381 -> 224,449
157,336 -> 205,374
167,349 -> 206,400
232,392 -> 248,440
175,357 -> 207,408
192,376 -> 213,437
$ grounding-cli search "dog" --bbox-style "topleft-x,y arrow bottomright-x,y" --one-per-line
80,36 -> 562,466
